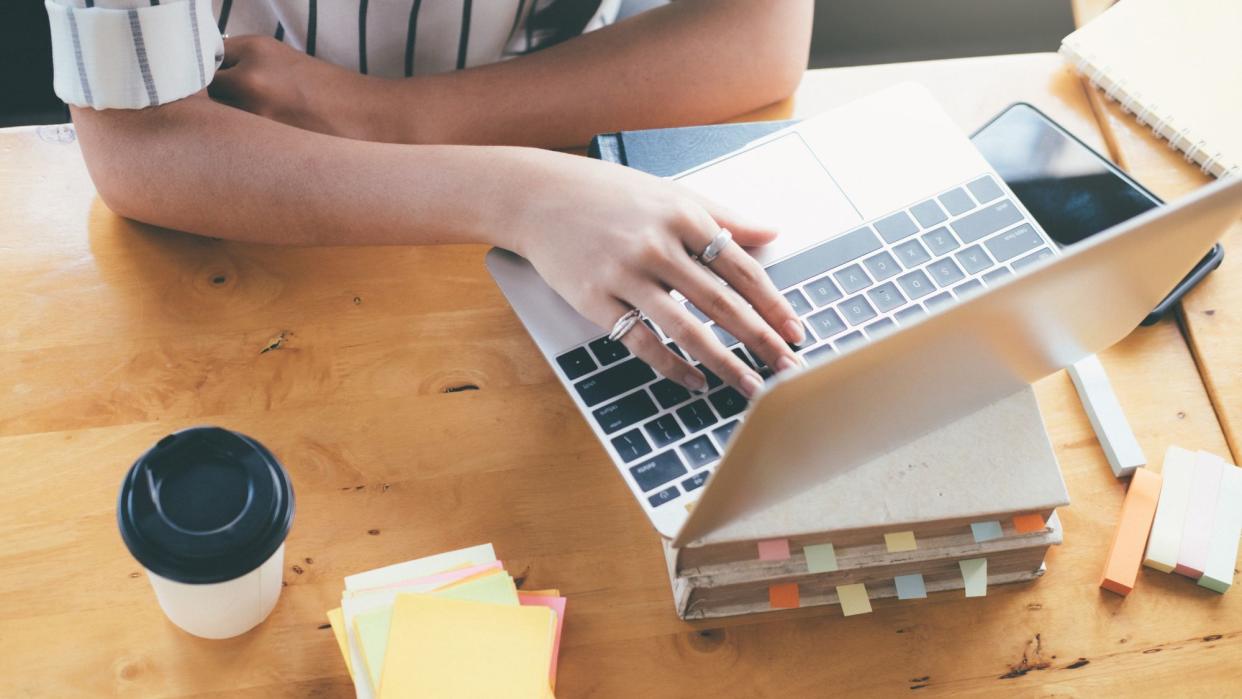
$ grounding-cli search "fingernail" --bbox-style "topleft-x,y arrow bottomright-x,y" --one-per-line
684,371 -> 707,393
776,356 -> 799,373
739,373 -> 764,399
782,319 -> 805,344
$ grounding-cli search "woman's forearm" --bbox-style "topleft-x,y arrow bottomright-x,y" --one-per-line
370,0 -> 813,147
72,94 -> 575,247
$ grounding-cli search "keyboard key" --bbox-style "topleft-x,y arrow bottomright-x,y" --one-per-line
807,307 -> 847,339
967,175 -> 1004,203
867,282 -> 905,313
765,226 -> 883,290
924,292 -> 954,310
927,257 -> 966,287
611,429 -> 652,463
896,269 -> 935,300
709,387 -> 748,419
695,364 -> 723,389
681,435 -> 720,468
804,276 -> 843,307
784,288 -> 813,316
953,279 -> 985,298
921,227 -> 960,256
789,323 -> 816,352
833,263 -> 872,294
556,347 -> 597,381
712,420 -> 740,447
1013,247 -> 1055,270
838,295 -> 878,326
910,199 -> 948,228
682,471 -> 710,492
893,304 -> 926,324
743,348 -> 770,377
982,267 -> 1013,285
862,251 -> 901,281
588,336 -> 630,366
938,187 -> 975,216
806,344 -> 836,362
732,347 -> 756,371
574,358 -> 656,406
893,239 -> 932,267
984,223 -> 1043,262
665,341 -> 684,358
836,331 -> 867,351
593,390 -> 658,434
874,211 -> 919,243
644,415 -> 685,448
677,399 -> 718,432
648,485 -> 681,507
952,199 -> 1023,243
650,378 -> 692,409
865,317 -> 896,338
684,302 -> 709,322
955,245 -> 994,274
631,451 -> 687,491
710,324 -> 740,347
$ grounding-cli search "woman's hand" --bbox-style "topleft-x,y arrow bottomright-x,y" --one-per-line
208,36 -> 386,141
509,151 -> 805,399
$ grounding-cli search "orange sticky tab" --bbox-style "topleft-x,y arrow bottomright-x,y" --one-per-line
1012,513 -> 1045,533
1100,468 -> 1163,596
769,583 -> 800,609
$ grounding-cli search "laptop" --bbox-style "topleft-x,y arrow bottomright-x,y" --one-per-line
486,83 -> 1242,545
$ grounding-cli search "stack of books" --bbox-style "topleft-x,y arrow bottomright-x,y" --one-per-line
326,544 -> 564,698
663,387 -> 1070,619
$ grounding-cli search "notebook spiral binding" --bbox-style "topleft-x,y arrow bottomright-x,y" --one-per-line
1061,46 -> 1238,179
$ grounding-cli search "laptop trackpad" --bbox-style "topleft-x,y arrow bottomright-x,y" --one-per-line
675,133 -> 864,266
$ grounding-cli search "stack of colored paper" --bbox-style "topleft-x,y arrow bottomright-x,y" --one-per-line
326,544 -> 566,698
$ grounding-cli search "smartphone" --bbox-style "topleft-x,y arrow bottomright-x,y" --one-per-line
971,102 -> 1224,325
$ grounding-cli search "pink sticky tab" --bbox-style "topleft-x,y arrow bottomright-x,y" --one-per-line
757,539 -> 791,561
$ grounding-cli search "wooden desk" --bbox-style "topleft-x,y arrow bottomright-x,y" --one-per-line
1,53 -> 1238,696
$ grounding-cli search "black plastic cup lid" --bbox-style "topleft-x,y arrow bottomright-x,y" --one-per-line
118,427 -> 294,585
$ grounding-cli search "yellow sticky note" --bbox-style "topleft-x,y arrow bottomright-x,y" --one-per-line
326,608 -> 353,678
960,558 -> 988,597
884,531 -> 917,552
355,572 -> 520,690
379,595 -> 556,699
836,583 -> 872,616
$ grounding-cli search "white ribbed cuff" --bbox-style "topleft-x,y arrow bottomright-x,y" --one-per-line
45,0 -> 223,110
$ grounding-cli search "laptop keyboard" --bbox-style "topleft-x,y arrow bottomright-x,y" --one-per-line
554,175 -> 1055,512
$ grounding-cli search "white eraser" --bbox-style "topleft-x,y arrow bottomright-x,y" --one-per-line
1068,355 -> 1146,478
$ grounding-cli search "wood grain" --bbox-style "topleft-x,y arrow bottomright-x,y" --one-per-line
2,55 -> 1239,696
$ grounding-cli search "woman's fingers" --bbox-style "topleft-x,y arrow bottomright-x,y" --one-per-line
631,286 -> 766,399
667,253 -> 801,374
703,238 -> 806,349
588,297 -> 706,392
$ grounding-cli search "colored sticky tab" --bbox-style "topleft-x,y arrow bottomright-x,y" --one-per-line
769,583 -> 801,609
1012,513 -> 1045,534
1199,463 -> 1242,594
804,543 -> 839,573
1099,467 -> 1162,596
327,608 -> 354,678
884,531 -> 917,552
345,543 -> 496,591
970,521 -> 1003,543
379,595 -> 556,699
960,558 -> 988,597
1145,446 -> 1196,572
836,583 -> 872,616
519,594 -> 567,686
1176,451 -> 1225,578
894,574 -> 927,600
757,539 -> 791,561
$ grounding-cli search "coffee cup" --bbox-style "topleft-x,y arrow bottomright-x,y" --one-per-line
117,427 -> 295,639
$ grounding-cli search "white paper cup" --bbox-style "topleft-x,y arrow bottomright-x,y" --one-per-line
118,427 -> 295,639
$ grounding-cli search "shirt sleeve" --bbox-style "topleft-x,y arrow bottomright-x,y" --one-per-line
44,0 -> 224,110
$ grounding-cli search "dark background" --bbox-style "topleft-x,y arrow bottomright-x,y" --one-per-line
0,0 -> 1075,127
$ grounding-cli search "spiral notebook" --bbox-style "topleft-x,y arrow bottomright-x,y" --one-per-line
1059,0 -> 1241,178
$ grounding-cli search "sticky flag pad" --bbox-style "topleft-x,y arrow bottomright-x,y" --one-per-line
757,539 -> 791,561
970,521 -> 1003,543
769,583 -> 800,609
894,574 -> 927,600
837,583 -> 872,616
960,558 -> 988,597
1012,513 -> 1045,533
884,531 -> 917,552
804,543 -> 838,573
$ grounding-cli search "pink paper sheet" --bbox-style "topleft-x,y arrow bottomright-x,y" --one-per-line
356,560 -> 505,594
519,593 -> 567,686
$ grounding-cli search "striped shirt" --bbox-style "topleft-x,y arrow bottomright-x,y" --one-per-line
44,0 -> 624,110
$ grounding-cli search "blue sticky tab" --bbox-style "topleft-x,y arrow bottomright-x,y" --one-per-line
970,520 -> 1003,543
894,573 -> 927,600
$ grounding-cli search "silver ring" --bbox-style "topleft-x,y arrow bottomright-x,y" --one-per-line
608,308 -> 642,342
697,228 -> 732,265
